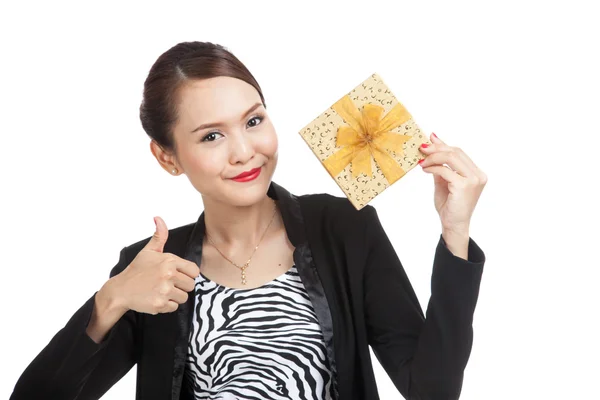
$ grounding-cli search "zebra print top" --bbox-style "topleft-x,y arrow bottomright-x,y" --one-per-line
184,264 -> 334,400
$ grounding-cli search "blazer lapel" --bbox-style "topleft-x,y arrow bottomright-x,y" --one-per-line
171,212 -> 205,400
170,182 -> 339,400
269,182 -> 339,399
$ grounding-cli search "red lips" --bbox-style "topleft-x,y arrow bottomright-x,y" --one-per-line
231,167 -> 261,180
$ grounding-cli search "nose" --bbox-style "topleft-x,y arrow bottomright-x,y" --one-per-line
228,131 -> 255,165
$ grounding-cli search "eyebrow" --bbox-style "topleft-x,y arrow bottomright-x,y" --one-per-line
190,102 -> 264,134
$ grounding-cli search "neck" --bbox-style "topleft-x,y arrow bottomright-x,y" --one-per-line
202,194 -> 281,250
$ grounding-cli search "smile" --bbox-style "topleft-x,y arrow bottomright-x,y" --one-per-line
231,167 -> 262,182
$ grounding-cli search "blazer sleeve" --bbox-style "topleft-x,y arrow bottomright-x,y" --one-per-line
10,246 -> 140,400
362,205 -> 485,400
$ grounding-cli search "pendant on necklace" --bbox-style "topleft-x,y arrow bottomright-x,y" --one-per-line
241,265 -> 247,285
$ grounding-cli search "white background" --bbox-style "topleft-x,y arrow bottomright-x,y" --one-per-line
1,1 -> 599,399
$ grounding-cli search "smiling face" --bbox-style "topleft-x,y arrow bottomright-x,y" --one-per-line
154,76 -> 278,207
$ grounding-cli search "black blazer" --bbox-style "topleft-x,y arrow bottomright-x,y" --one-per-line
10,181 -> 486,400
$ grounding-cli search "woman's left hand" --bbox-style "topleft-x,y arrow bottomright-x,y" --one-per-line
418,133 -> 487,236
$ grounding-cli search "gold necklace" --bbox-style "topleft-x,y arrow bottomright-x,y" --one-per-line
205,200 -> 277,285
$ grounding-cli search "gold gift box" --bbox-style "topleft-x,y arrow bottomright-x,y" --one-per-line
298,73 -> 431,210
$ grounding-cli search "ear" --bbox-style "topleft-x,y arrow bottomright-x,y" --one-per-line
150,140 -> 179,174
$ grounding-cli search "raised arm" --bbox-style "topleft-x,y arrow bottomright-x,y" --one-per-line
363,205 -> 485,400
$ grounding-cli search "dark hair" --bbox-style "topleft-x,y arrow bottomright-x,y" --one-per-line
139,41 -> 266,155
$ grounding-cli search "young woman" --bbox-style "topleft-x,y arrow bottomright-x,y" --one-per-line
10,41 -> 487,400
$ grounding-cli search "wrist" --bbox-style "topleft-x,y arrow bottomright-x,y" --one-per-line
442,222 -> 470,236
442,229 -> 470,260
86,278 -> 128,344
97,277 -> 129,316
442,228 -> 470,239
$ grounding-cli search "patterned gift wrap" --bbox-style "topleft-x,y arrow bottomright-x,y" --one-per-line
298,73 -> 431,210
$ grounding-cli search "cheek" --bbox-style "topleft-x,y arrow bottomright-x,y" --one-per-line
257,125 -> 278,157
185,148 -> 223,175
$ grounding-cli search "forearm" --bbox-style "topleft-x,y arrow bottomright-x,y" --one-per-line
11,294 -> 109,399
408,235 -> 485,397
363,205 -> 486,399
11,246 -> 138,399
11,289 -> 137,399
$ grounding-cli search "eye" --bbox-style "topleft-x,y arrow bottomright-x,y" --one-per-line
247,114 -> 264,128
200,114 -> 264,143
201,131 -> 223,142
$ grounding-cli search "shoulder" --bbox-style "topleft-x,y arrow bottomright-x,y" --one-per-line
296,192 -> 377,235
297,191 -> 376,218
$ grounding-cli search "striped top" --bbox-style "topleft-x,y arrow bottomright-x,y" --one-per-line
184,264 -> 334,400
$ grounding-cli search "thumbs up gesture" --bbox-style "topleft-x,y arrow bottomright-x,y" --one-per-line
110,217 -> 200,315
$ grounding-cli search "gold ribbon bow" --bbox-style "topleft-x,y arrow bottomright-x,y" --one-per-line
323,95 -> 413,184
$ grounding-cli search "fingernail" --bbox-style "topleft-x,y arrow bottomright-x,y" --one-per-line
420,143 -> 429,148
418,159 -> 424,165
432,132 -> 438,139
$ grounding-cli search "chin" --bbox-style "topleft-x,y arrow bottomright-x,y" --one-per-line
221,175 -> 273,208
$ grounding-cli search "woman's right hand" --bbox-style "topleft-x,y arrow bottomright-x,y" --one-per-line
107,216 -> 200,315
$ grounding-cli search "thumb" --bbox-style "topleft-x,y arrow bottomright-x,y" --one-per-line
145,216 -> 169,253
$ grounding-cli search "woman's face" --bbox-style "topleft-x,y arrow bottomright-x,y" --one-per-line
157,76 -> 278,207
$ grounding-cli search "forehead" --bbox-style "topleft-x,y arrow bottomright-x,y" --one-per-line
176,76 -> 261,125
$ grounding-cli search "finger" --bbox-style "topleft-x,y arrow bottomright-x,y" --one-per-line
169,287 -> 189,305
419,150 -> 475,178
161,300 -> 179,313
419,133 -> 454,153
451,146 -> 476,170
426,133 -> 486,180
431,132 -> 448,146
421,165 -> 464,184
176,259 -> 201,279
144,216 -> 169,253
419,137 -> 452,155
453,147 -> 487,181
172,271 -> 196,292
